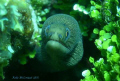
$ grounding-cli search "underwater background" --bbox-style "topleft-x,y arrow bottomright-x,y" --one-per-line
0,0 -> 120,81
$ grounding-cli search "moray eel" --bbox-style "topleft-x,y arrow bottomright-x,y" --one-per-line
37,14 -> 83,72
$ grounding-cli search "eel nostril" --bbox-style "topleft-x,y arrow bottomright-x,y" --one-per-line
58,34 -> 62,39
48,32 -> 53,37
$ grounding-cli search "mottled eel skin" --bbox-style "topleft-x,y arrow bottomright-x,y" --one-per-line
37,14 -> 83,72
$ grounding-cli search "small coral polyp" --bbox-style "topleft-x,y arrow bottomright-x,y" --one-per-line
0,0 -> 38,79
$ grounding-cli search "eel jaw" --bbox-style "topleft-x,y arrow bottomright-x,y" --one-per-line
45,40 -> 70,56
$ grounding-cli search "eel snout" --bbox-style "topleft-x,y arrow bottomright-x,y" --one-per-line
45,40 -> 70,56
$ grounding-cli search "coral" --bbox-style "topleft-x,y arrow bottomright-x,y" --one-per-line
0,0 -> 40,79
30,0 -> 50,28
79,0 -> 120,81
0,33 -> 13,79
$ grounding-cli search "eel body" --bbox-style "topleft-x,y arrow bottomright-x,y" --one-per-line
37,14 -> 83,72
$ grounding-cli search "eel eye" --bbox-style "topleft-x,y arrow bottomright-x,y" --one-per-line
66,31 -> 69,37
65,28 -> 70,40
45,25 -> 50,36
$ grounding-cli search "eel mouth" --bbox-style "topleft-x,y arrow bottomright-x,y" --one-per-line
45,40 -> 70,55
